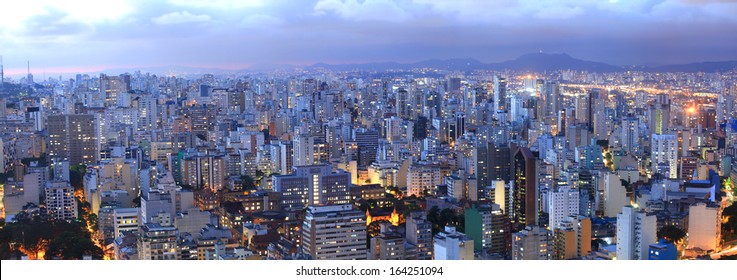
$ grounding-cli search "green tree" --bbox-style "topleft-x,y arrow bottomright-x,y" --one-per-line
657,225 -> 686,243
427,206 -> 464,234
722,203 -> 737,238
46,231 -> 103,260
87,213 -> 98,232
69,164 -> 87,190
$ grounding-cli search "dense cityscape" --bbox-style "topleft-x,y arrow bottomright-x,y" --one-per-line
1,0 -> 736,265
0,59 -> 735,260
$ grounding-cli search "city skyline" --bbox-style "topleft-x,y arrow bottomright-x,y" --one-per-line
2,0 -> 737,76
1,0 -> 736,263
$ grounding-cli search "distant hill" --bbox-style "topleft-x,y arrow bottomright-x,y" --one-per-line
487,53 -> 622,72
90,53 -> 737,75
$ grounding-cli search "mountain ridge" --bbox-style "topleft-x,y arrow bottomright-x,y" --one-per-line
46,53 -> 737,77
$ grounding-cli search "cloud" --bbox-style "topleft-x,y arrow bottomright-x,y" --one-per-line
241,14 -> 284,27
152,11 -> 211,25
314,0 -> 412,22
535,6 -> 585,19
169,0 -> 264,9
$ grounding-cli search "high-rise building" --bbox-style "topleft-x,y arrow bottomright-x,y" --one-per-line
433,226 -> 474,260
138,223 -> 179,260
465,204 -> 493,252
512,225 -> 551,260
649,94 -> 671,135
354,128 -> 379,167
100,74 -> 130,108
616,205 -> 657,260
552,216 -> 591,260
513,147 -> 538,229
406,212 -> 433,260
278,141 -> 294,175
687,202 -> 721,252
302,204 -> 367,260
370,224 -> 406,260
604,172 -> 628,218
651,134 -> 678,179
621,117 -> 639,155
465,203 -> 510,256
46,114 -> 100,165
396,88 -> 411,119
406,164 -> 442,197
292,134 -> 314,166
548,186 -> 579,229
543,81 -> 560,124
180,151 -> 226,192
473,142 -> 512,194
493,76 -> 507,115
45,181 -> 78,221
113,208 -> 139,238
273,164 -> 351,209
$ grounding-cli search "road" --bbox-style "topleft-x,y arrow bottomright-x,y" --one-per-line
710,245 -> 737,260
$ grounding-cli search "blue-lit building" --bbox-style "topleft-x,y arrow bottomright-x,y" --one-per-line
648,239 -> 677,260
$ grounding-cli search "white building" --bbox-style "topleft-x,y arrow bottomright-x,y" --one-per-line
620,117 -> 640,155
113,208 -> 139,238
548,186 -> 579,229
651,134 -> 678,179
433,226 -> 474,260
687,202 -> 721,251
45,181 -> 78,221
603,172 -> 628,218
616,205 -> 656,260
302,204 -> 367,260
407,165 -> 442,196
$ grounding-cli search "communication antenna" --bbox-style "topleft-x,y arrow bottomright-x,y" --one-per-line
1,55 -> 4,90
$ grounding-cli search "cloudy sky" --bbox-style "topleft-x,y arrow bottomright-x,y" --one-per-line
1,0 -> 736,76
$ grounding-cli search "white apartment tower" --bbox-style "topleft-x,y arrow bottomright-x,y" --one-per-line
616,205 -> 657,260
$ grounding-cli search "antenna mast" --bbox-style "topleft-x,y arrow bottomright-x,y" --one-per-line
1,55 -> 4,90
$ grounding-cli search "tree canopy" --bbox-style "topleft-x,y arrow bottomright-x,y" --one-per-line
657,225 -> 686,243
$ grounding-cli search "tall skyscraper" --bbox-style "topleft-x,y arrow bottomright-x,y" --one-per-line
302,204 -> 367,260
651,134 -> 678,179
621,117 -> 640,155
616,205 -> 657,260
493,76 -> 507,117
543,81 -> 560,124
649,94 -> 671,135
548,186 -> 579,230
513,147 -> 538,229
46,114 -> 100,165
474,141 -> 512,197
